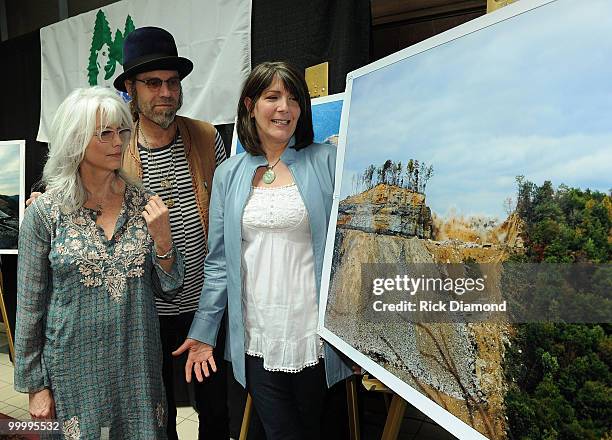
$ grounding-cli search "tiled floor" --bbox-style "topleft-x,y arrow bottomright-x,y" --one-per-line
0,324 -> 200,438
0,324 -> 30,422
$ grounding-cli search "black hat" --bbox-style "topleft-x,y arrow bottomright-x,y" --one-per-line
114,27 -> 193,92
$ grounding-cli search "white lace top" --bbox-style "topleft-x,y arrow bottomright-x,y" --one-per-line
241,184 -> 323,372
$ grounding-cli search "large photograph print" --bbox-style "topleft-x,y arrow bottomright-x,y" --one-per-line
0,141 -> 25,254
319,0 -> 612,439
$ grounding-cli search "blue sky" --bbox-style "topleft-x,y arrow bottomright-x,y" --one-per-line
0,143 -> 21,196
311,99 -> 343,142
340,0 -> 612,219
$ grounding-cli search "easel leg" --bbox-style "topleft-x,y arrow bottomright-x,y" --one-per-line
381,394 -> 407,440
346,376 -> 361,440
239,393 -> 253,440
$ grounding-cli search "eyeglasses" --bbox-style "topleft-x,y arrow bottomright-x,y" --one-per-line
133,77 -> 181,91
96,128 -> 132,143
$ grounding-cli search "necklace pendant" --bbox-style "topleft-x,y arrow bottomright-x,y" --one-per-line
160,177 -> 172,189
262,168 -> 276,185
95,204 -> 103,216
166,198 -> 175,208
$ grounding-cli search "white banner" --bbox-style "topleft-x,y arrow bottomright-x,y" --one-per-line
38,0 -> 251,142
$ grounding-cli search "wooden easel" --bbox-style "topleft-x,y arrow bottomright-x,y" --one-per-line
357,375 -> 408,440
238,375 -> 408,440
0,258 -> 16,363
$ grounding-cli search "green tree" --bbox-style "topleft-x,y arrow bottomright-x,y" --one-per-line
406,159 -> 414,191
422,164 -> 434,193
87,10 -> 113,85
381,159 -> 393,185
106,29 -> 123,79
505,178 -> 611,440
363,164 -> 375,189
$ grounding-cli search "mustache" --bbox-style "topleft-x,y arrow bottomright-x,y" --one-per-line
153,97 -> 178,106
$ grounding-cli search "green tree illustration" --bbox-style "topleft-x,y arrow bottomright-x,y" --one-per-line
123,15 -> 135,43
115,15 -> 136,65
106,29 -> 123,79
87,12 -> 136,85
105,15 -> 136,79
87,10 -> 113,86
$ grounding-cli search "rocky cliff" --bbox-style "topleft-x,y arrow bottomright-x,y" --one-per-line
338,184 -> 434,239
326,229 -> 510,439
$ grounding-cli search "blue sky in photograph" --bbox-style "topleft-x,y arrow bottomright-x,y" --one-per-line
0,143 -> 21,196
234,98 -> 343,154
340,0 -> 612,220
312,99 -> 343,142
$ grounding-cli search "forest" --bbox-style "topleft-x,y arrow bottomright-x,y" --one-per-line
505,177 -> 611,439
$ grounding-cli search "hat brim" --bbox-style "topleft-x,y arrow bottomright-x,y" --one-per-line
114,56 -> 193,92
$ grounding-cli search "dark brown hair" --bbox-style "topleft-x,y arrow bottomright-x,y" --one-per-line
236,61 -> 314,155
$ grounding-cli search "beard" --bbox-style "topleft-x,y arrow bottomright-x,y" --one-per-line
129,85 -> 183,129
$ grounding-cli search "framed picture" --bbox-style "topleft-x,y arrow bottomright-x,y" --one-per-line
318,0 -> 612,438
0,140 -> 26,254
230,93 -> 344,156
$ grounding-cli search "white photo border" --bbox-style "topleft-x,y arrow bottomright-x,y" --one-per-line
0,140 -> 26,255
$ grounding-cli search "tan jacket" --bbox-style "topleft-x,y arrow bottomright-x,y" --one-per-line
122,115 -> 218,235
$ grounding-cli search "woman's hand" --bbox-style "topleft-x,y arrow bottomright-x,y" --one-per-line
142,195 -> 172,255
29,389 -> 55,419
172,339 -> 217,383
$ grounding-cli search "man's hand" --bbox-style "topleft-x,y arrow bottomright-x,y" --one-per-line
29,388 -> 55,419
26,191 -> 43,207
172,338 -> 217,383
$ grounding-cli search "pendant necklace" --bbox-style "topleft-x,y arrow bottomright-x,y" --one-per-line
139,121 -> 176,207
263,157 -> 282,184
88,182 -> 118,216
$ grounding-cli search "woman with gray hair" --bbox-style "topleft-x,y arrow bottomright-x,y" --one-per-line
14,86 -> 183,439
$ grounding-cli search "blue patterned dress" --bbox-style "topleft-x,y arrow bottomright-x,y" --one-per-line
14,184 -> 184,439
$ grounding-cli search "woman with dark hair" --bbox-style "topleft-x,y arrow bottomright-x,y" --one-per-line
174,61 -> 352,439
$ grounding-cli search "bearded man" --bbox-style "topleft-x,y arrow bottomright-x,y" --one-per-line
115,26 -> 229,440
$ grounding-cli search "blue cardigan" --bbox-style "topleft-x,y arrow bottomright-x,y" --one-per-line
188,142 -> 353,388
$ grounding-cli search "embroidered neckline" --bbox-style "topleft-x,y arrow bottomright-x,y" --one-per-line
42,185 -> 152,302
251,183 -> 296,190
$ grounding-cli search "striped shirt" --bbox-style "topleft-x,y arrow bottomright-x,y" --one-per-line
139,130 -> 226,315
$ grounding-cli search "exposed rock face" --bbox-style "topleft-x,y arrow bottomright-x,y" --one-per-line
338,184 -> 434,239
326,229 -> 509,439
433,211 -> 524,247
